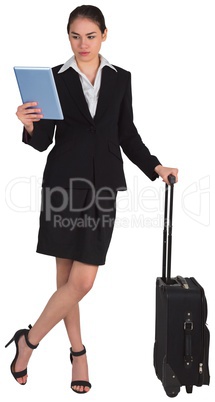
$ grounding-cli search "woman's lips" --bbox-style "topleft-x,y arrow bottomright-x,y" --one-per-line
79,52 -> 90,56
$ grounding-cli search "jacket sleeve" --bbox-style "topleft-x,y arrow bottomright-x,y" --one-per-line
22,119 -> 56,152
118,72 -> 161,181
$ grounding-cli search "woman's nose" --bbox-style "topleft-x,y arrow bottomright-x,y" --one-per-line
80,38 -> 88,48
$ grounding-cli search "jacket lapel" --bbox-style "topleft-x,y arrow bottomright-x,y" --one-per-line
61,68 -> 93,124
94,66 -> 118,122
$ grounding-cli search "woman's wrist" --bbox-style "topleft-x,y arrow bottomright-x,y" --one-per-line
154,164 -> 163,175
24,124 -> 34,136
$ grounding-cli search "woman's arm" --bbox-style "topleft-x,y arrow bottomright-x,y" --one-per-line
16,102 -> 55,152
118,73 -> 178,184
118,73 -> 161,181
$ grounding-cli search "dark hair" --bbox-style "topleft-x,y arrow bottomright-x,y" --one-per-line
67,5 -> 107,34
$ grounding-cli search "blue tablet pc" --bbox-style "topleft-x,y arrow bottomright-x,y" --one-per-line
14,66 -> 64,120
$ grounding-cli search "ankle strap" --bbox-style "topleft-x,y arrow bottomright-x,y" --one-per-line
25,324 -> 39,350
70,345 -> 86,357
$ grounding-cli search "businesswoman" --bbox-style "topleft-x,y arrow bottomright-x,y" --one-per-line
6,5 -> 178,394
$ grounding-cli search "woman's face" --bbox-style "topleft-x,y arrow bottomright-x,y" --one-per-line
68,17 -> 107,65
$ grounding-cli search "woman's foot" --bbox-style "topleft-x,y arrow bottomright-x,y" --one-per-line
13,335 -> 33,384
5,325 -> 39,385
71,348 -> 91,393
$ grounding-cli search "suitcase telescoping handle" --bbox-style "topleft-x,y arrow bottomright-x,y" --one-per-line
162,174 -> 176,283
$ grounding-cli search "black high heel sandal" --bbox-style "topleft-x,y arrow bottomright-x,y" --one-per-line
70,345 -> 92,393
5,324 -> 39,385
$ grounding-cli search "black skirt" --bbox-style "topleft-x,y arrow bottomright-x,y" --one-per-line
36,187 -> 117,265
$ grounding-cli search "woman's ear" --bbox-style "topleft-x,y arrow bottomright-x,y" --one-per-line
102,29 -> 108,42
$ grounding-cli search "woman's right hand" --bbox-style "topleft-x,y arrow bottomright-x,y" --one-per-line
16,102 -> 43,135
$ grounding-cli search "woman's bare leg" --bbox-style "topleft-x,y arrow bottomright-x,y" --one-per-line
56,258 -> 90,392
14,259 -> 98,391
56,258 -> 83,350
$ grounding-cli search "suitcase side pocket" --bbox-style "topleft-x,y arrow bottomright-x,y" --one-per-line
199,325 -> 210,386
190,277 -> 210,387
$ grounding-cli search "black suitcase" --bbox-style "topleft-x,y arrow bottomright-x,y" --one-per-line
153,175 -> 210,397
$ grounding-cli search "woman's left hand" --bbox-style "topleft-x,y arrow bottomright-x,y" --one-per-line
154,165 -> 179,184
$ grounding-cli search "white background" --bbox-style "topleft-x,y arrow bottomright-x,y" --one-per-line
0,0 -> 214,401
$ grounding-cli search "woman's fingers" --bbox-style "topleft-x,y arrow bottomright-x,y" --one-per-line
16,102 -> 43,124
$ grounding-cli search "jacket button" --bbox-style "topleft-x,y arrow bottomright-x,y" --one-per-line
89,126 -> 96,133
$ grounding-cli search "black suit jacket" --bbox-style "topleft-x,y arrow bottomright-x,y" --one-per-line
23,64 -> 161,190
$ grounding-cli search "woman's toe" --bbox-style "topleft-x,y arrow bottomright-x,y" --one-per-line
17,376 -> 27,385
72,385 -> 79,392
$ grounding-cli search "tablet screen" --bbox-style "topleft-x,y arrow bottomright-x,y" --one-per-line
14,66 -> 64,120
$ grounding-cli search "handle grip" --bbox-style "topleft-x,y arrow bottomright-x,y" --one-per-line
168,174 -> 176,185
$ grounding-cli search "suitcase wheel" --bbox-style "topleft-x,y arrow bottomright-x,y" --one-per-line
165,388 -> 179,398
166,391 -> 179,398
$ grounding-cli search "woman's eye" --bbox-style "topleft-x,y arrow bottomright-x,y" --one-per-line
71,34 -> 95,40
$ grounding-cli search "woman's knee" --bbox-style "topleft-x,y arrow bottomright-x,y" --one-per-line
68,261 -> 98,296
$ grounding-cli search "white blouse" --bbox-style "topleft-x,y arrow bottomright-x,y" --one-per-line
58,55 -> 117,117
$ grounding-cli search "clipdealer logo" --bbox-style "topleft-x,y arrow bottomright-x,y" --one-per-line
5,175 -> 211,227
